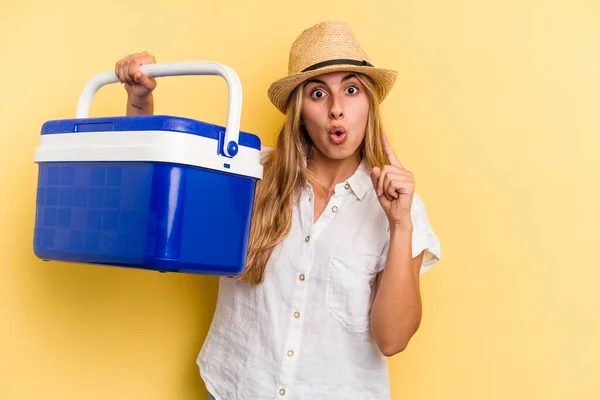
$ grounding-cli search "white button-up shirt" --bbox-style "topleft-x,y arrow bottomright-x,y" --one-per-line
197,161 -> 441,399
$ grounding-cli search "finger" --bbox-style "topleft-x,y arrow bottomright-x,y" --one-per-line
384,170 -> 412,187
121,62 -> 130,85
133,70 -> 144,83
135,71 -> 157,91
382,132 -> 404,169
128,52 -> 143,79
115,59 -> 125,83
383,173 -> 406,199
119,55 -> 131,84
133,67 -> 154,85
377,167 -> 386,198
114,60 -> 121,83
386,180 -> 399,199
378,165 -> 399,198
124,54 -> 138,85
386,171 -> 415,194
129,53 -> 157,83
382,172 -> 395,197
371,167 -> 383,197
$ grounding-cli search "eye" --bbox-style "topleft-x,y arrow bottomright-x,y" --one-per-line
311,89 -> 327,99
345,85 -> 359,95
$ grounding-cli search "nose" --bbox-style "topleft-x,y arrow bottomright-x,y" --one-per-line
329,93 -> 344,120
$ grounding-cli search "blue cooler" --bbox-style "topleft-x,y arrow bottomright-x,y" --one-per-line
33,62 -> 263,275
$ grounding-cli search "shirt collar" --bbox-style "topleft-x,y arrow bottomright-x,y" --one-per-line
301,158 -> 373,201
344,160 -> 372,201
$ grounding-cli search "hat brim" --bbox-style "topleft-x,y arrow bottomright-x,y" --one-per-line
267,65 -> 398,114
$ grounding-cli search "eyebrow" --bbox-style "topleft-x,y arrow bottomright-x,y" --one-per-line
305,73 -> 359,87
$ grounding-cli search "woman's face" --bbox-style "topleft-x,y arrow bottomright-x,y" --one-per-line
301,71 -> 370,162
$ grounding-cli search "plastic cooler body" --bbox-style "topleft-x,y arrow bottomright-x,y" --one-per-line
33,116 -> 261,275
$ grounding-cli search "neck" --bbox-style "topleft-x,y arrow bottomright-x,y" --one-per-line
306,148 -> 361,192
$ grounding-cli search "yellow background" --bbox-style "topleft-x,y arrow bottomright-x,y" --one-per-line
1,0 -> 599,399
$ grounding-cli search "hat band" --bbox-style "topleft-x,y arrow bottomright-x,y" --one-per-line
301,59 -> 374,72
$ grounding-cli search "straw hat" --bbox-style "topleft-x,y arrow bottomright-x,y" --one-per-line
267,21 -> 398,114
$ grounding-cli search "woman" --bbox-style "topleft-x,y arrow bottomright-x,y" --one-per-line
116,21 -> 441,400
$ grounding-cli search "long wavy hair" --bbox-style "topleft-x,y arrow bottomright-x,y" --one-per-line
236,73 -> 390,285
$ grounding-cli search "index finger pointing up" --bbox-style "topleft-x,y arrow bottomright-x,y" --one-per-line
382,132 -> 404,169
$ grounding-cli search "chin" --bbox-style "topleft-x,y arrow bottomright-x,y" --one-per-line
323,147 -> 361,161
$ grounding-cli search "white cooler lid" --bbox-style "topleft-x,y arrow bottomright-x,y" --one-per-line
34,115 -> 263,180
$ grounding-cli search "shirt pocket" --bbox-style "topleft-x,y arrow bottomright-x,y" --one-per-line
325,254 -> 380,333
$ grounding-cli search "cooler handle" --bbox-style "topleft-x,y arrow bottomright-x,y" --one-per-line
75,61 -> 242,158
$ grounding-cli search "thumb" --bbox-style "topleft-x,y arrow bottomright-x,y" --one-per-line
134,70 -> 155,89
133,69 -> 148,84
371,167 -> 382,196
371,166 -> 381,183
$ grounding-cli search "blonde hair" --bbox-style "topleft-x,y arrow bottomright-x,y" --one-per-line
236,73 -> 390,285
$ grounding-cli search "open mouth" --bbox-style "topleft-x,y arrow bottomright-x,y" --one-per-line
329,126 -> 347,144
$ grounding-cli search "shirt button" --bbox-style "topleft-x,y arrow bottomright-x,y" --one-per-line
279,388 -> 286,395
287,350 -> 294,357
344,183 -> 350,190
299,273 -> 305,281
294,311 -> 300,318
332,206 -> 338,212
304,235 -> 310,242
